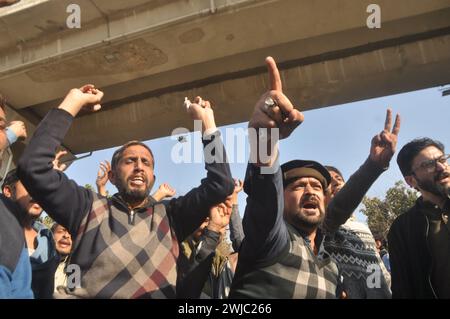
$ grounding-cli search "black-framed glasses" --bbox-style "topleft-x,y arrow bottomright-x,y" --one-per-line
412,154 -> 450,174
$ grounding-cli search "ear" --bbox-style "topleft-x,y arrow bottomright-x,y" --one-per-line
404,175 -> 417,189
2,185 -> 13,198
108,169 -> 116,186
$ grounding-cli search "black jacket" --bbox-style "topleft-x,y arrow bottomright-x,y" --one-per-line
388,197 -> 448,298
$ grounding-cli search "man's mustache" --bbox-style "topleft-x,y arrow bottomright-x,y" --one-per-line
435,171 -> 450,182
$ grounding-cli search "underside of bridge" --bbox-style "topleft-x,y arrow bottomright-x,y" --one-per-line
0,0 -> 449,161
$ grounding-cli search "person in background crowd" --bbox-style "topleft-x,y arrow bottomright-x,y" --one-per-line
374,233 -> 391,273
2,169 -> 60,299
177,179 -> 244,299
52,223 -> 73,295
0,93 -> 33,298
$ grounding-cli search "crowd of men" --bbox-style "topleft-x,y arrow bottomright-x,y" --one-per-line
0,57 -> 449,299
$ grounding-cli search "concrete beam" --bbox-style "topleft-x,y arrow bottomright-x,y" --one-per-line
0,0 -> 449,154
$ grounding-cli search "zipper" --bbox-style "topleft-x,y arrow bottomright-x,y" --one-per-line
424,214 -> 438,299
129,210 -> 135,225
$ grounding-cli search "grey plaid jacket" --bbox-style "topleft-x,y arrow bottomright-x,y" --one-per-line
229,163 -> 340,299
231,223 -> 339,298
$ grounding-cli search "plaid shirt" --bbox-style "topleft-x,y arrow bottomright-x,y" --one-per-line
231,223 -> 340,299
229,163 -> 340,299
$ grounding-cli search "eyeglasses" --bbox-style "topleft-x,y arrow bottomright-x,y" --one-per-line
412,154 -> 450,174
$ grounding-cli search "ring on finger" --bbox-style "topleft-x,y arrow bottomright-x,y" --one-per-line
263,97 -> 277,112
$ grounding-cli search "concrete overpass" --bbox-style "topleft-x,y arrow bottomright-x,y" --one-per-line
0,0 -> 449,160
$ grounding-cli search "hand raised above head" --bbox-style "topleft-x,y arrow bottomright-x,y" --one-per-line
249,57 -> 304,139
207,203 -> 232,232
158,183 -> 176,198
58,84 -> 104,117
53,150 -> 68,171
96,160 -> 111,188
185,96 -> 216,134
369,108 -> 401,168
8,121 -> 27,139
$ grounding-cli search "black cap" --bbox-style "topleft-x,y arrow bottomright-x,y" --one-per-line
281,160 -> 331,189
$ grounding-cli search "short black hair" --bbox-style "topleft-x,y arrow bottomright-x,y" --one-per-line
111,141 -> 154,171
324,165 -> 344,182
397,138 -> 445,176
1,168 -> 19,192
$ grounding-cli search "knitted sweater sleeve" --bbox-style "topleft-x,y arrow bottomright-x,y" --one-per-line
322,157 -> 386,233
17,109 -> 93,236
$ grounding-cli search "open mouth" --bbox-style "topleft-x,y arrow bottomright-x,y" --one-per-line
301,200 -> 319,213
437,172 -> 450,183
129,175 -> 146,186
58,240 -> 71,249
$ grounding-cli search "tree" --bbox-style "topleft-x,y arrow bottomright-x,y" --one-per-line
361,180 -> 418,238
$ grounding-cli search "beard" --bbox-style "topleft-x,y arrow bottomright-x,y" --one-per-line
116,175 -> 153,204
291,209 -> 325,230
416,170 -> 450,198
288,195 -> 325,233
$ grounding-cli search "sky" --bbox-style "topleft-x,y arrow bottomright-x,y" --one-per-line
63,85 -> 450,222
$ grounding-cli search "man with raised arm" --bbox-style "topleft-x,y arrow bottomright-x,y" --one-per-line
229,57 -> 341,298
17,85 -> 234,298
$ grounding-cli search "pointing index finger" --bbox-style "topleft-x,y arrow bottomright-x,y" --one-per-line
266,56 -> 282,92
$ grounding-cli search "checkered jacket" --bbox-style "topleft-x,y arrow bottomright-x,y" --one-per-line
231,223 -> 340,298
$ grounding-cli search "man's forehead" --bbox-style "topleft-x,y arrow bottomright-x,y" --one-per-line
122,145 -> 153,158
329,171 -> 343,180
55,224 -> 67,231
292,176 -> 322,185
414,146 -> 443,162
